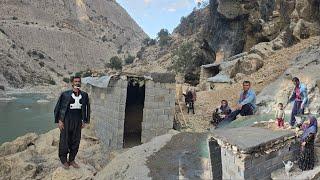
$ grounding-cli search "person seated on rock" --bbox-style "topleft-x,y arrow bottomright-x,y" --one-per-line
211,100 -> 232,126
224,80 -> 256,122
287,77 -> 308,127
298,116 -> 317,171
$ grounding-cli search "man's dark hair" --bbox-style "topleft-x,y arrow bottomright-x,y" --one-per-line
292,77 -> 300,82
221,99 -> 228,104
71,76 -> 81,83
278,103 -> 283,106
243,80 -> 251,85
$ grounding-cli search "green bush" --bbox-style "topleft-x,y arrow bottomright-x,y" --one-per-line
157,29 -> 171,47
82,70 -> 92,77
39,61 -> 45,67
75,71 -> 82,77
172,42 -> 194,73
125,55 -> 135,64
48,79 -> 56,85
63,77 -> 70,83
172,42 -> 211,85
106,56 -> 123,70
143,38 -> 150,45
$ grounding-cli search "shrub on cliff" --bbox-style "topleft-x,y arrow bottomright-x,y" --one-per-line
157,29 -> 171,47
125,55 -> 135,64
106,56 -> 123,70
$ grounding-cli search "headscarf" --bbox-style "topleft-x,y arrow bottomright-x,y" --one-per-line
220,100 -> 231,115
301,116 -> 318,142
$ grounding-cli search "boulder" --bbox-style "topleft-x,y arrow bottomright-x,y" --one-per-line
0,133 -> 38,157
249,42 -> 275,58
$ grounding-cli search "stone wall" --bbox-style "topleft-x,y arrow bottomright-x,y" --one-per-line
142,80 -> 175,143
220,141 -> 299,180
86,79 -> 128,150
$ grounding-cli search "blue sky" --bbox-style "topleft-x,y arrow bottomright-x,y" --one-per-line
116,0 -> 206,38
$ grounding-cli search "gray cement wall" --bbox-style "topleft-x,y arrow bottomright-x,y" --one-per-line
142,81 -> 175,143
87,79 -> 128,150
85,78 -> 175,150
220,141 -> 299,180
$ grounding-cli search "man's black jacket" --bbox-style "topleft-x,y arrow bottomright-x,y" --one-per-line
54,90 -> 90,123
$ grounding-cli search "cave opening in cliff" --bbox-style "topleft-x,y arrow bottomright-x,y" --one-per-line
123,77 -> 145,148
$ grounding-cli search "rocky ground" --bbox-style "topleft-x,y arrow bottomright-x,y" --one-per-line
1,0 -> 320,179
0,125 -> 108,180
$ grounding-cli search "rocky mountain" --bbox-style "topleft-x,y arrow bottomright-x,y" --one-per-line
0,0 -> 147,88
125,0 -> 320,85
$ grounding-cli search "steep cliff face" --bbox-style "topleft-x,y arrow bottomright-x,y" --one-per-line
174,0 -> 320,60
0,0 -> 147,88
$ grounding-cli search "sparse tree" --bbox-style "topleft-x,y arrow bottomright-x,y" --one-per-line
157,29 -> 171,47
125,55 -> 135,64
107,56 -> 123,70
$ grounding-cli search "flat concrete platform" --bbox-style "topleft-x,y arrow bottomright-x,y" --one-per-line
211,127 -> 295,153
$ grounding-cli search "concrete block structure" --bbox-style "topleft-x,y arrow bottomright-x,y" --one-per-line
83,73 -> 175,150
209,127 -> 299,180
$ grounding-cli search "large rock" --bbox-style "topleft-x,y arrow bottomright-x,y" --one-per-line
292,19 -> 320,39
0,133 -> 38,157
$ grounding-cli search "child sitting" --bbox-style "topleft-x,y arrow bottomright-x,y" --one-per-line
211,100 -> 232,126
275,103 -> 285,128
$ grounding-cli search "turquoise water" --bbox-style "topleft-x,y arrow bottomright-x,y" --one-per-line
0,94 -> 56,144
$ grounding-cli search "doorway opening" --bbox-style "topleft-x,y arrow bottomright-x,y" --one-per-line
209,137 -> 222,180
123,77 -> 145,148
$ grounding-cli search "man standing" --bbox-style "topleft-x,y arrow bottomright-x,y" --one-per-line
225,81 -> 256,122
288,77 -> 308,127
54,76 -> 90,169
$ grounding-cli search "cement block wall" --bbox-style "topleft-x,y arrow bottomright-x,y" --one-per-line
87,79 -> 128,150
221,142 -> 299,180
142,80 -> 175,143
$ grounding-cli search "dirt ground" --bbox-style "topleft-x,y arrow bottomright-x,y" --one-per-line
178,36 -> 320,132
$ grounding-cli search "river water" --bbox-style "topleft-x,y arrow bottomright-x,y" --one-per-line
0,94 -> 57,145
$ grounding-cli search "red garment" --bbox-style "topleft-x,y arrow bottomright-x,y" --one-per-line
277,118 -> 284,127
295,86 -> 302,101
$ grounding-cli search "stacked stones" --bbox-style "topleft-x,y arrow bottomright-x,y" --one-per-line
215,137 -> 299,179
84,74 -> 175,151
210,127 -> 300,180
142,80 -> 175,143
86,79 -> 128,150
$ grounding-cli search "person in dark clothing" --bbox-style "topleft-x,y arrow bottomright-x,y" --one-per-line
288,77 -> 308,127
211,100 -> 232,126
298,116 -> 317,171
54,76 -> 90,169
183,88 -> 195,114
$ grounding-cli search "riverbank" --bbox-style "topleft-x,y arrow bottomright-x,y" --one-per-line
0,84 -> 68,101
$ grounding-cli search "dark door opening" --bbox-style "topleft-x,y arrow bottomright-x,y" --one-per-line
209,138 -> 222,180
123,78 -> 145,148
